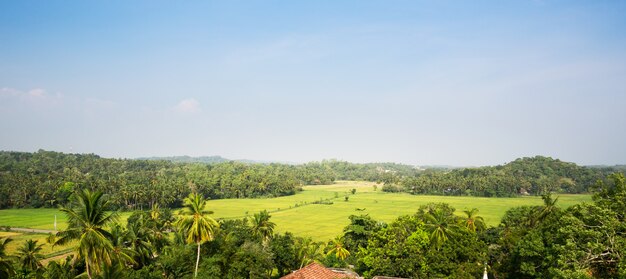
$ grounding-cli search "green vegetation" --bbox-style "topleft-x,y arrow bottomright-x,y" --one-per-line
2,150 -> 618,211
55,189 -> 119,279
0,173 -> 621,278
1,181 -> 591,241
204,182 -> 591,240
1,149 -> 624,278
398,156 -> 621,196
176,193 -> 219,278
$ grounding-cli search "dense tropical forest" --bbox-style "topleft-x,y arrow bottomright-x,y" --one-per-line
0,150 -> 625,278
0,150 -> 621,209
394,156 -> 618,197
1,173 -> 625,278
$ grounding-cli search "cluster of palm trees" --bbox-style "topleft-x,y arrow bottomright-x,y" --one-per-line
174,192 -> 218,278
1,189 -> 381,279
60,190 -> 223,279
0,189 -> 221,279
418,204 -> 487,249
0,237 -> 15,278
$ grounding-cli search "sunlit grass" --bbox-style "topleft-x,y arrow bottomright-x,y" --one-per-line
204,181 -> 591,241
0,181 -> 592,243
0,231 -> 72,257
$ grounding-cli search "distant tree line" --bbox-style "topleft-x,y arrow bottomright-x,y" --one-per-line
392,156 -> 620,197
344,173 -> 626,278
0,151 -> 622,209
4,173 -> 624,278
0,173 -> 626,279
0,150 -> 419,209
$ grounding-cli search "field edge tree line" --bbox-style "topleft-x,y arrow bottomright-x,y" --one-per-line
1,172 -> 625,278
1,150 -> 623,209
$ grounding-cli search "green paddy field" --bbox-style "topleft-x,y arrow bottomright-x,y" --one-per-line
0,181 -> 592,239
0,181 -> 592,257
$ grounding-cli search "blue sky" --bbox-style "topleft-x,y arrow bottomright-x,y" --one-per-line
1,0 -> 625,166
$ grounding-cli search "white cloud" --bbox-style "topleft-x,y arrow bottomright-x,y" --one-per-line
0,87 -> 20,97
173,98 -> 201,113
0,87 -> 63,105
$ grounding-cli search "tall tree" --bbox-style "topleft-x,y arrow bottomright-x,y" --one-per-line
44,255 -> 79,279
460,208 -> 486,233
342,214 -> 379,252
296,238 -> 324,269
326,237 -> 350,260
419,204 -> 461,249
55,189 -> 118,279
175,193 -> 219,278
0,237 -> 15,278
251,210 -> 275,244
15,239 -> 44,272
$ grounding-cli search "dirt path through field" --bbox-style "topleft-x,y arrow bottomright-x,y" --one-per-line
8,227 -> 57,234
42,252 -> 74,266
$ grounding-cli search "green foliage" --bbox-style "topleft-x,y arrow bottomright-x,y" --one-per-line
15,239 -> 44,275
489,173 -> 626,278
460,208 -> 486,233
342,214 -> 379,252
227,241 -> 273,278
2,151 -> 614,211
0,237 -> 15,278
402,156 -> 619,197
0,150 -> 302,209
592,172 -> 626,221
43,255 -> 81,279
154,246 -> 194,279
0,150 -> 427,210
176,193 -> 219,278
270,232 -> 299,276
417,203 -> 462,249
355,203 -> 488,278
326,237 -> 350,261
250,210 -> 275,244
356,215 -> 430,278
55,189 -> 118,279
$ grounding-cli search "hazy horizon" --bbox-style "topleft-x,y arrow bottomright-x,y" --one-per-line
2,148 -> 624,168
1,1 -> 625,166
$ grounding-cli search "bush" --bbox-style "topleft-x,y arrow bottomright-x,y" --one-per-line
382,184 -> 403,193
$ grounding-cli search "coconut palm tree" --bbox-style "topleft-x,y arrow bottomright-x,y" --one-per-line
108,224 -> 136,267
15,239 -> 44,271
125,215 -> 154,268
461,208 -> 486,233
423,208 -> 461,249
326,237 -> 350,260
0,237 -> 15,278
175,193 -> 219,278
251,210 -> 275,244
296,238 -> 324,268
44,255 -> 79,279
93,260 -> 126,279
536,193 -> 560,222
55,189 -> 118,279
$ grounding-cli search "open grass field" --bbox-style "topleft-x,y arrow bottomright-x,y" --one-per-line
0,231 -> 73,259
0,181 -> 592,244
206,181 -> 591,240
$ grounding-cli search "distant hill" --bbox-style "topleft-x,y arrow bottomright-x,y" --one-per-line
2,150 -> 625,210
139,155 -> 298,165
400,156 -> 623,197
139,155 -> 230,164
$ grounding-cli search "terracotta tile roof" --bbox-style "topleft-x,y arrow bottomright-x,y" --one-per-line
281,262 -> 358,279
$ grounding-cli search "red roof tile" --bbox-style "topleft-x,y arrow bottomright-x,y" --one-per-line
281,262 -> 358,279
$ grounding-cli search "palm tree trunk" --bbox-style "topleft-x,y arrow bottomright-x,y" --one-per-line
86,259 -> 92,279
195,241 -> 201,278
